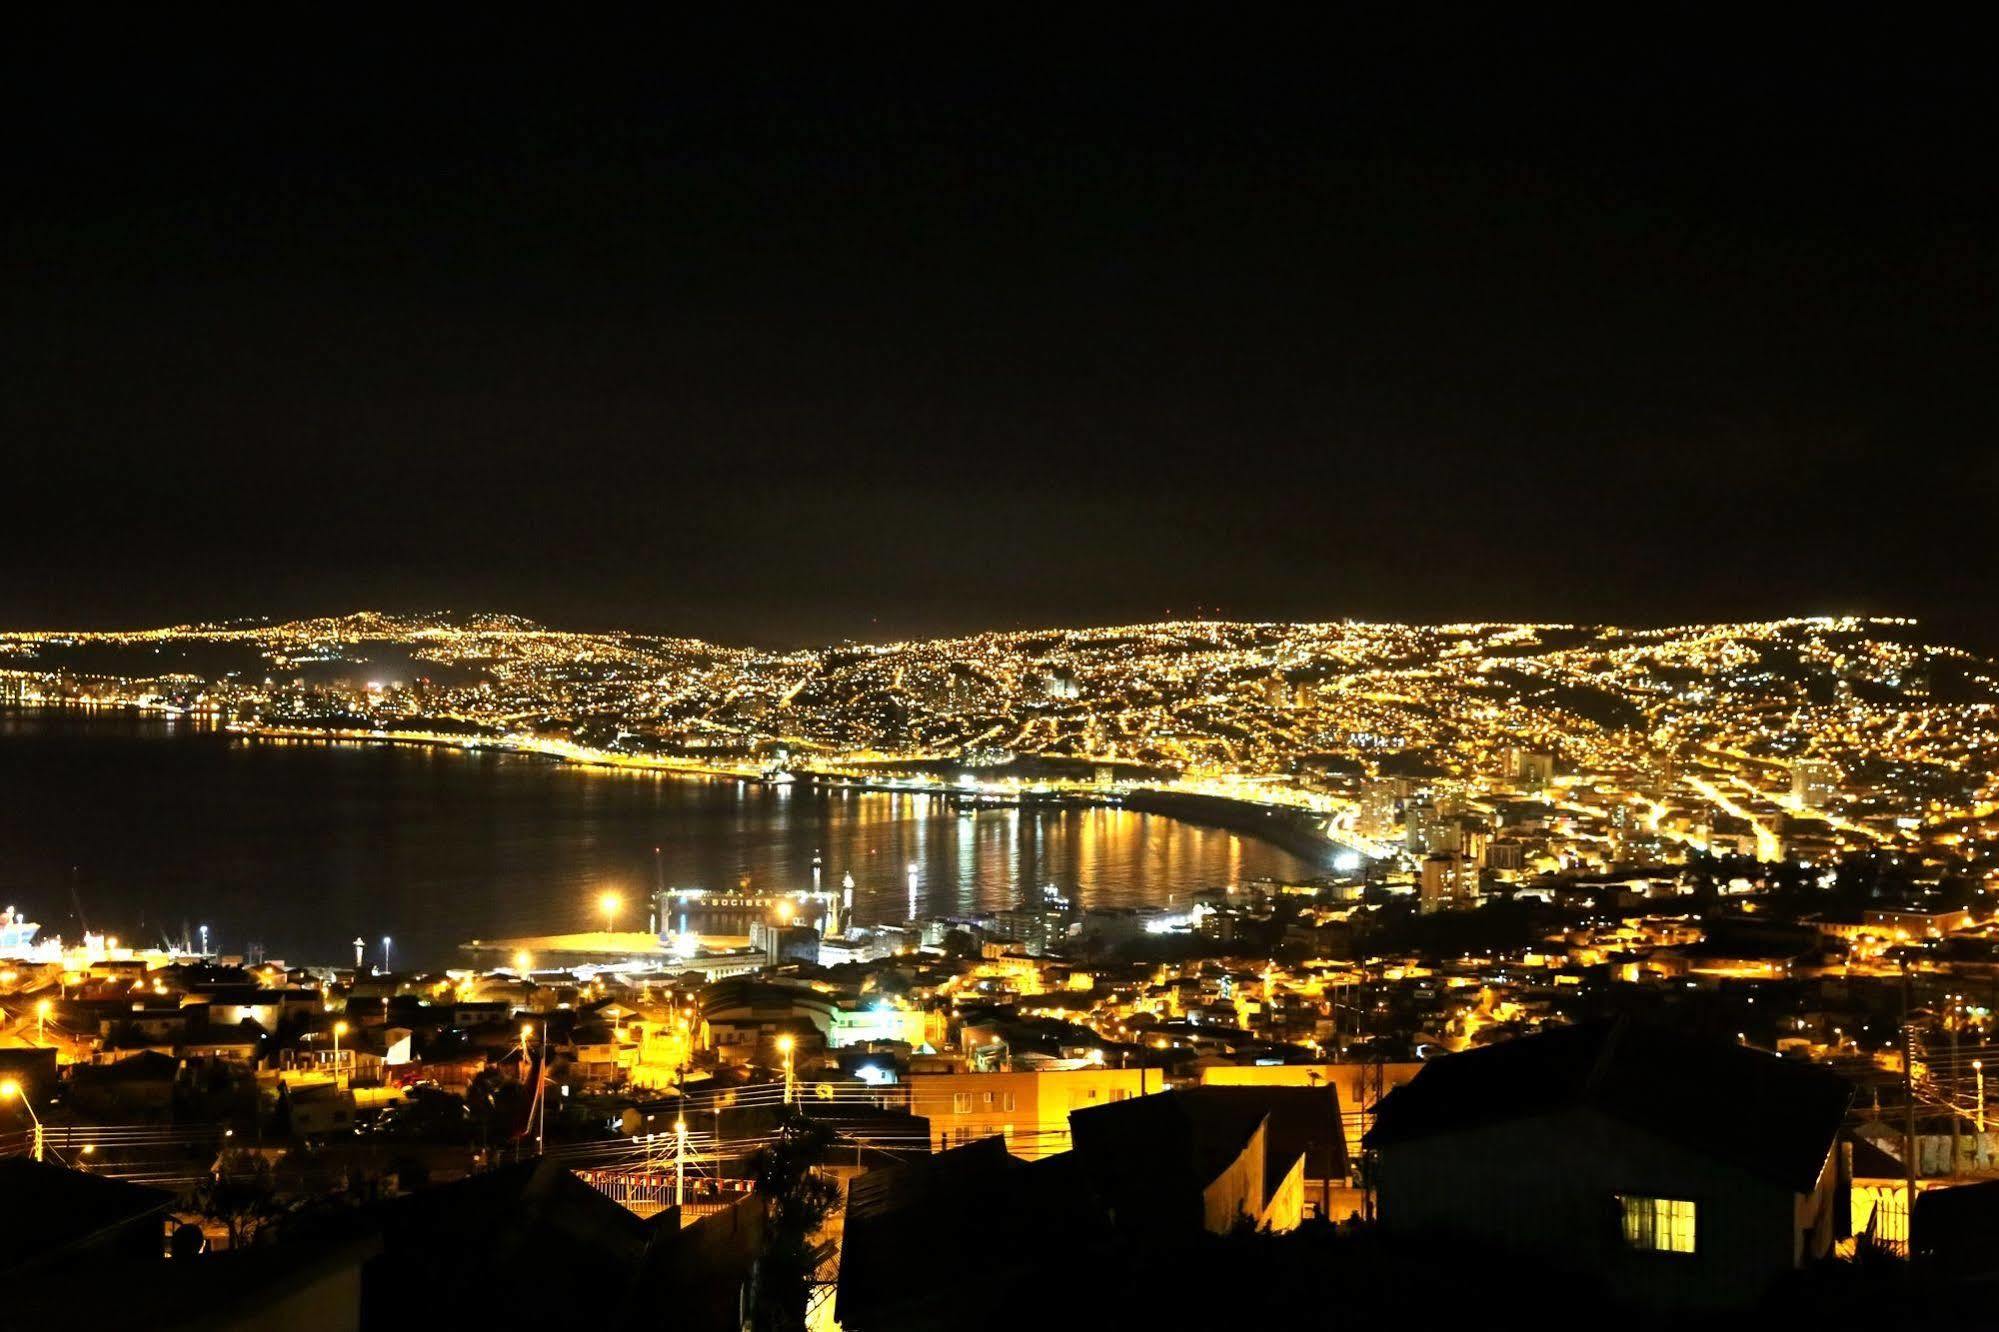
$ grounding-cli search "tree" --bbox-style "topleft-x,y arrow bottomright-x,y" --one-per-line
193,1150 -> 283,1250
459,1070 -> 529,1154
268,1081 -> 293,1138
378,1084 -> 478,1144
750,1109 -> 841,1332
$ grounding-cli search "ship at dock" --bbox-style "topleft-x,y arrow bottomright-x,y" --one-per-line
652,883 -> 847,939
0,905 -> 48,959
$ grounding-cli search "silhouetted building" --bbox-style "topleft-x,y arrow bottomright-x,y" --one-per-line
1366,1019 -> 1851,1310
0,1159 -> 172,1277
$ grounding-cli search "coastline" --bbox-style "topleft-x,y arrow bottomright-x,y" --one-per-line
231,725 -> 1352,868
3,701 -> 1357,872
241,720 -> 1351,868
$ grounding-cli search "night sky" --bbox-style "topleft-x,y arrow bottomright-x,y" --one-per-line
4,16 -> 1994,646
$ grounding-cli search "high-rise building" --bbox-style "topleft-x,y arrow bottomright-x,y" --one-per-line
1359,778 -> 1410,838
1405,800 -> 1447,854
1507,747 -> 1555,791
1791,760 -> 1840,810
1419,854 -> 1477,913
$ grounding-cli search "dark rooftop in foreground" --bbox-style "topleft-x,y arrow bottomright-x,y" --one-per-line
1366,1017 -> 1852,1192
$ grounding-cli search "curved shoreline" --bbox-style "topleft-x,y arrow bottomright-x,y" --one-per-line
245,724 -> 1354,869
5,702 -> 1352,871
235,725 -> 1346,867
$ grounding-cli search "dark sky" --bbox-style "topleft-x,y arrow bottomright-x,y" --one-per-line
4,15 -> 1994,646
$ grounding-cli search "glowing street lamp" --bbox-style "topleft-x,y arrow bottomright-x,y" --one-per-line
776,1033 -> 797,1104
599,892 -> 622,936
332,1020 -> 349,1075
35,998 -> 51,1045
0,1078 -> 43,1162
514,949 -> 533,975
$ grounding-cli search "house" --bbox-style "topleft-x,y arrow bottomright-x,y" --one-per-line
1200,1060 -> 1423,1157
627,1192 -> 765,1332
840,1089 -> 1347,1328
147,1222 -> 381,1332
1067,1085 -> 1344,1235
899,1066 -> 1147,1157
285,1081 -> 358,1136
838,1137 -> 1109,1331
0,1158 -> 173,1276
1863,905 -> 1976,940
180,1019 -> 268,1067
1365,1019 -> 1852,1309
362,1157 -> 759,1328
568,1020 -> 622,1089
698,979 -> 838,1058
1913,1178 -> 1999,1282
1180,1084 -> 1349,1215
0,1046 -> 59,1102
450,1000 -> 514,1029
66,1048 -> 180,1117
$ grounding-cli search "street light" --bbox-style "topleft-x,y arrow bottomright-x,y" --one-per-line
768,899 -> 794,968
675,1117 -> 688,1207
35,998 -> 51,1044
599,892 -> 622,935
332,1020 -> 349,1075
0,1078 -> 42,1162
514,949 -> 533,975
777,1034 -> 795,1104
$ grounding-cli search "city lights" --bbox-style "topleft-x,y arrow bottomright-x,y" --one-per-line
4,34 -> 1990,1326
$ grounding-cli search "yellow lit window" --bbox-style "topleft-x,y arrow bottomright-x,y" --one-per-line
1620,1196 -> 1696,1254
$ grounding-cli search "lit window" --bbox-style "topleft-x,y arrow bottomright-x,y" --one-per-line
1620,1196 -> 1696,1254
952,1092 -> 972,1114
1001,1091 -> 1017,1111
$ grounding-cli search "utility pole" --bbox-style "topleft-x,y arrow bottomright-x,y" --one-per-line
521,1022 -> 549,1158
537,1022 -> 549,1156
1950,995 -> 1963,1175
1901,959 -> 1918,1241
675,1117 -> 687,1208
